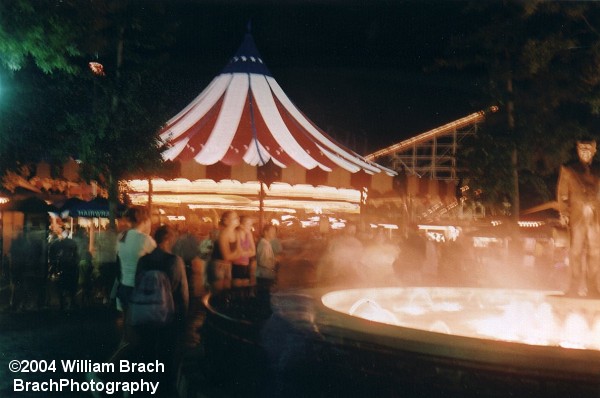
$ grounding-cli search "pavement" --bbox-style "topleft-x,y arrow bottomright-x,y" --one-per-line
0,280 -> 208,398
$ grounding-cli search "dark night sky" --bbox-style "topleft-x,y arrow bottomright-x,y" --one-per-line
162,1 -> 485,154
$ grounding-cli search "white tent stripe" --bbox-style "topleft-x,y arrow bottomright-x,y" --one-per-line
243,139 -> 262,166
317,144 -> 361,173
160,74 -> 232,142
243,138 -> 268,166
243,140 -> 287,168
161,137 -> 189,161
266,76 -> 383,174
163,76 -> 219,127
194,74 -> 249,165
250,74 -> 320,170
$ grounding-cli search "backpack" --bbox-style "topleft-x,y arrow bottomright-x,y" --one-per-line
128,265 -> 175,326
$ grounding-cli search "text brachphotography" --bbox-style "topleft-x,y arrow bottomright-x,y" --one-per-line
14,378 -> 159,395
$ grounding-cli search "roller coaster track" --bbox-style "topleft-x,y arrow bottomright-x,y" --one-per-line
365,106 -> 498,180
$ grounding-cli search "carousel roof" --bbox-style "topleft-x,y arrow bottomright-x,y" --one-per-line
160,32 -> 395,177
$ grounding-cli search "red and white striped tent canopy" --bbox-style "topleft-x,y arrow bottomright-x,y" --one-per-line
159,32 -> 396,187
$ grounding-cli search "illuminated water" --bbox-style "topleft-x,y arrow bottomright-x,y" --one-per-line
322,287 -> 600,350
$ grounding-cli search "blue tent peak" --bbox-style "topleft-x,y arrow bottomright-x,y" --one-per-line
221,33 -> 272,76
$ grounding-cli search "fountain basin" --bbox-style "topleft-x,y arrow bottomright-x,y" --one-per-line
319,287 -> 600,380
201,287 -> 600,397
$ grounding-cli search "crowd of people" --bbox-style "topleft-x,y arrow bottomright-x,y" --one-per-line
2,208 -> 288,313
5,205 -> 570,317
82,208 -> 284,397
7,221 -> 92,312
87,206 -> 189,397
3,203 -> 573,396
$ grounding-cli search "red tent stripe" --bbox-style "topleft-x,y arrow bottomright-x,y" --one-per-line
250,74 -> 320,169
161,77 -> 221,133
173,95 -> 225,161
160,74 -> 232,141
195,74 -> 249,165
272,95 -> 337,170
246,90 -> 295,166
222,88 -> 254,165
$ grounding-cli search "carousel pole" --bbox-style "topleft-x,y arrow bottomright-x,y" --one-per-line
148,177 -> 154,224
360,186 -> 368,230
259,180 -> 265,233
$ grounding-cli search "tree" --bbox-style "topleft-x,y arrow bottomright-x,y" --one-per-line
439,2 -> 600,216
0,1 -> 86,175
64,0 -> 179,228
0,0 -> 178,229
0,0 -> 82,74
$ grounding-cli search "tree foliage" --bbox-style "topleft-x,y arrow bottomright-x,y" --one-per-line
440,1 -> 600,212
0,1 -> 176,173
0,0 -> 178,227
0,0 -> 82,74
66,1 -> 177,180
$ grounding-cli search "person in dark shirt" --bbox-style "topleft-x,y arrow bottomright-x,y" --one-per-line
87,225 -> 188,397
134,225 -> 189,396
48,232 -> 80,310
136,225 -> 189,319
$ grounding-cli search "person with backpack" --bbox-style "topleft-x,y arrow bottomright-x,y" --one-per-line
129,224 -> 189,396
131,224 -> 189,326
87,225 -> 188,397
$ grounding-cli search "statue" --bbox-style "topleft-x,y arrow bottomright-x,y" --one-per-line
557,139 -> 600,297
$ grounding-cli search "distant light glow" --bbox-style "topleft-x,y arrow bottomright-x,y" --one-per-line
187,204 -> 295,213
331,221 -> 346,230
418,224 -> 461,241
426,232 -> 446,242
473,236 -> 502,247
88,62 -> 105,76
518,221 -> 544,228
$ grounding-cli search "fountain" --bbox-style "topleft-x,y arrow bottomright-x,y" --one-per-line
322,287 -> 600,351
201,286 -> 600,397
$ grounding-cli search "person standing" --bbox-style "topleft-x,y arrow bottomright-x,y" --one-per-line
208,211 -> 242,292
199,229 -> 218,261
88,225 -> 187,397
316,222 -> 364,287
53,233 -> 80,310
172,227 -> 201,297
115,206 -> 156,311
9,232 -> 30,312
232,215 -> 256,287
557,139 -> 600,297
256,224 -> 278,290
132,224 -> 189,396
